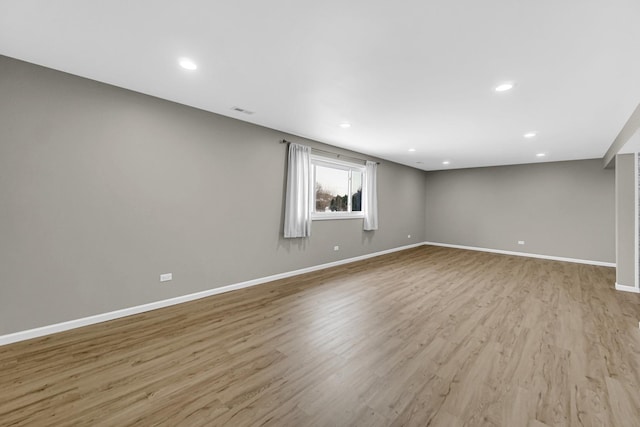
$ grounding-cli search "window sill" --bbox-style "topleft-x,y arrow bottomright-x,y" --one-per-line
312,214 -> 364,221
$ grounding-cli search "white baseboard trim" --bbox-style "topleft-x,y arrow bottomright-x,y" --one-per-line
615,283 -> 640,293
0,242 -> 425,347
424,241 -> 616,268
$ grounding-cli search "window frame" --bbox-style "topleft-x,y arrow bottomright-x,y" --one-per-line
311,155 -> 365,221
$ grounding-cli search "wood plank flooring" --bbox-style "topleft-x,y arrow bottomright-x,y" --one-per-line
1,246 -> 640,426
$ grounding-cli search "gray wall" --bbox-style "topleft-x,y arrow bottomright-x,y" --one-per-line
0,55 -> 426,335
615,153 -> 636,287
425,160 -> 615,263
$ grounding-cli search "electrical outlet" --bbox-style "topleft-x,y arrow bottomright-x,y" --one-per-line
408,234 -> 411,238
334,245 -> 340,251
160,273 -> 172,282
518,240 -> 525,245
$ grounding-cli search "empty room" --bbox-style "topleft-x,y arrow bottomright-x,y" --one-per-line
1,1 -> 640,426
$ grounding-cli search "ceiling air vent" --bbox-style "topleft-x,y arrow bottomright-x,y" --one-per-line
231,106 -> 255,115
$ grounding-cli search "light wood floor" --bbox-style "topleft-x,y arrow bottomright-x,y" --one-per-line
2,246 -> 640,426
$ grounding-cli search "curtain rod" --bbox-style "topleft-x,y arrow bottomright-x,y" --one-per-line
280,139 -> 380,165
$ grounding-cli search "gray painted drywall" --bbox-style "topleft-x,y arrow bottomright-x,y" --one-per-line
0,55 -> 426,335
425,160 -> 615,263
615,154 -> 636,287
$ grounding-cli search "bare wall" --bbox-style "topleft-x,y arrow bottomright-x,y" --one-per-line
0,55 -> 426,335
615,153 -> 636,287
425,160 -> 615,263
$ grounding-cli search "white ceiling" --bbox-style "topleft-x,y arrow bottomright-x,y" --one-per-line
1,0 -> 639,170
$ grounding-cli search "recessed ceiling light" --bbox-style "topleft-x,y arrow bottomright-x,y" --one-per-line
339,122 -> 351,128
179,58 -> 197,70
442,160 -> 451,165
408,148 -> 416,152
523,132 -> 537,138
536,153 -> 546,157
495,82 -> 515,92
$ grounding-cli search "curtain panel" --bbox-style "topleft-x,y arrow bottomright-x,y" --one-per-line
283,143 -> 312,238
363,160 -> 378,231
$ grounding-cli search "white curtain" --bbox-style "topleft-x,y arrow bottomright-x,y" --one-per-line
363,160 -> 378,231
284,143 -> 312,238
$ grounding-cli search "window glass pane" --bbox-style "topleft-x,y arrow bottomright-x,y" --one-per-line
351,171 -> 362,212
315,165 -> 349,212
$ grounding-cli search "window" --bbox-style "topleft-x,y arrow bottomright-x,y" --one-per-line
311,156 -> 365,220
